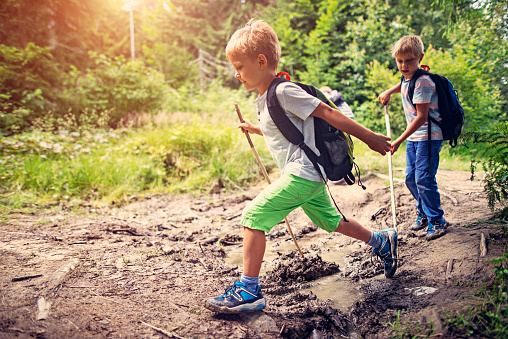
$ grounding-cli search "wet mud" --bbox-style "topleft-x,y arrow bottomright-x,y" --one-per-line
1,170 -> 506,338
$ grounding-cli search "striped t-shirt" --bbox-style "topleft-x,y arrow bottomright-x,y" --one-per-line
401,75 -> 443,141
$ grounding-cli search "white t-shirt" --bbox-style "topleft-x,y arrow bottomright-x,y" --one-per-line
255,82 -> 323,182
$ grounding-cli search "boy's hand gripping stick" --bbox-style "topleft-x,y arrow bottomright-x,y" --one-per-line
234,103 -> 304,258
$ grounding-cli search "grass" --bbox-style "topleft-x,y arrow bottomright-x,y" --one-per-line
0,85 -> 476,211
443,244 -> 508,338
0,94 -> 274,210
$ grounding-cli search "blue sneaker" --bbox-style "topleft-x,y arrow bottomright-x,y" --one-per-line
204,281 -> 266,314
373,228 -> 398,278
411,213 -> 428,231
426,218 -> 449,240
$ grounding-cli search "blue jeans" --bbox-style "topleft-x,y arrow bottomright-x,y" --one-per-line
405,140 -> 444,221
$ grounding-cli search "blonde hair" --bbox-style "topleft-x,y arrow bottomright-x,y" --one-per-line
319,86 -> 332,93
225,19 -> 281,70
391,35 -> 424,58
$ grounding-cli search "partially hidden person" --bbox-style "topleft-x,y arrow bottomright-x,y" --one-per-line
320,86 -> 355,185
319,86 -> 354,120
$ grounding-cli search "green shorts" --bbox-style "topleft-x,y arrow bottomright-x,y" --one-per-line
241,174 -> 342,233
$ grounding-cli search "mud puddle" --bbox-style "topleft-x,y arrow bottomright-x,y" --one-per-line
226,234 -> 366,314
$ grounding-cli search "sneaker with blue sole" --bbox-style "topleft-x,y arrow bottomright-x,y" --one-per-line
426,217 -> 449,240
411,213 -> 428,231
204,281 -> 266,314
373,228 -> 398,278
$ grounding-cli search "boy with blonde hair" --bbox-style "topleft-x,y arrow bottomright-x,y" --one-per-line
204,20 -> 398,314
378,35 -> 449,240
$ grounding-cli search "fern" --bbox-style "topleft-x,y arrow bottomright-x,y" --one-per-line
464,122 -> 508,212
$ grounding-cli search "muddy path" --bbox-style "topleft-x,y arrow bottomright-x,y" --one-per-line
1,169 -> 506,338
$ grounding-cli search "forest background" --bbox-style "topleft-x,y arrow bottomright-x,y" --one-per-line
1,1 -> 508,337
0,0 -> 507,213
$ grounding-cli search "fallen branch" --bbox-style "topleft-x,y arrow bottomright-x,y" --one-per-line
198,258 -> 209,271
446,259 -> 454,282
224,213 -> 241,220
371,207 -> 386,220
111,217 -> 148,226
106,227 -> 144,236
142,322 -> 186,339
219,240 -> 242,246
12,274 -> 42,282
200,236 -> 218,245
440,190 -> 458,205
480,232 -> 487,257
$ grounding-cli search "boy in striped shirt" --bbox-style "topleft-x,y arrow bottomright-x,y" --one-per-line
378,35 -> 449,240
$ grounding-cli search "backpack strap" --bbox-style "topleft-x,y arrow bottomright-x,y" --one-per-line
266,77 -> 324,180
266,77 -> 350,221
404,68 -> 428,105
402,68 -> 434,176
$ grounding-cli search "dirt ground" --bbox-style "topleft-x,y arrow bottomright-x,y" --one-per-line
1,169 -> 506,338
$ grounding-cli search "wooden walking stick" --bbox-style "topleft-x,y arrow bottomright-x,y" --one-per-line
234,103 -> 304,258
384,104 -> 397,232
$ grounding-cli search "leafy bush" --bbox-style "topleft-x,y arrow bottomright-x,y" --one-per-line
423,44 -> 501,131
355,60 -> 406,135
0,43 -> 62,135
64,52 -> 169,127
467,121 -> 508,212
162,79 -> 257,120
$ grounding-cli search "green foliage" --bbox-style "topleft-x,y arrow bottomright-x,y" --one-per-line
126,123 -> 266,193
355,60 -> 405,135
266,0 -> 450,104
444,244 -> 508,338
0,43 -> 62,135
66,53 -> 169,127
385,309 -> 422,339
466,122 -> 508,211
422,44 -> 501,131
163,80 -> 257,118
0,101 -> 274,207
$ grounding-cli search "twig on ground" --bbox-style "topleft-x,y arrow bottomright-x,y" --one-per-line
371,207 -> 386,220
142,322 -> 186,339
219,240 -> 242,246
440,190 -> 458,205
12,274 -> 42,282
0,230 -> 34,236
111,217 -> 147,226
446,259 -> 454,283
106,227 -> 144,236
480,232 -> 487,257
198,258 -> 209,271
224,213 -> 241,220
201,236 -> 218,245
68,319 -> 79,330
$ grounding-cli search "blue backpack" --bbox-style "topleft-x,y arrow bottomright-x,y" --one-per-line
405,68 -> 465,148
404,68 -> 465,173
266,76 -> 359,186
